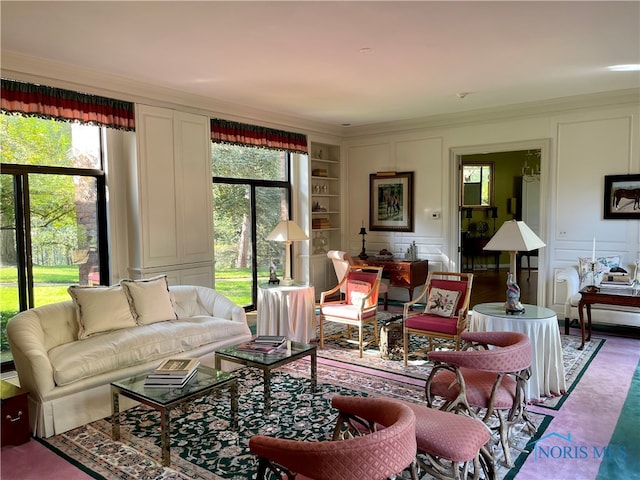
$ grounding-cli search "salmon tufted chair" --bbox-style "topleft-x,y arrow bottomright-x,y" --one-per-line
249,395 -> 416,480
335,396 -> 495,480
425,331 -> 535,468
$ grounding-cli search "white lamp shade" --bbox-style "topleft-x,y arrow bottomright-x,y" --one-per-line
483,220 -> 545,252
266,220 -> 309,242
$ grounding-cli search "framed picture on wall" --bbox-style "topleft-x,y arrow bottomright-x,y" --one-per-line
603,174 -> 640,219
369,171 -> 414,232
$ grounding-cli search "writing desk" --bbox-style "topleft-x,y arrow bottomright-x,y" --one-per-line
352,258 -> 428,301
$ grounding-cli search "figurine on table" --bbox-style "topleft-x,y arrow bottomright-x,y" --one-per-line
268,262 -> 280,285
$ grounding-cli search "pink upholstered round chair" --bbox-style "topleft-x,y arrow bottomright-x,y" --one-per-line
249,395 -> 417,480
425,330 -> 535,467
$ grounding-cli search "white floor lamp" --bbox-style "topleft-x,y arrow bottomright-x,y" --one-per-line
266,220 -> 309,286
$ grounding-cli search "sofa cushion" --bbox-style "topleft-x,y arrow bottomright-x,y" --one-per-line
67,285 -> 137,339
48,316 -> 249,386
578,256 -> 620,290
121,276 -> 177,325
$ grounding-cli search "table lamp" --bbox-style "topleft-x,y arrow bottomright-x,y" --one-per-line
358,226 -> 368,260
483,220 -> 546,314
266,220 -> 309,285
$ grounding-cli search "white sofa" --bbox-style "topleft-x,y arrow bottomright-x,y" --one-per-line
6,283 -> 252,438
556,265 -> 640,332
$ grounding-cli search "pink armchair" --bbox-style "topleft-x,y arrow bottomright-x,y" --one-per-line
327,250 -> 389,309
425,331 -> 535,467
249,395 -> 417,480
319,265 -> 383,357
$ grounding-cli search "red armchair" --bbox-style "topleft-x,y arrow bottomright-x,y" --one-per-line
403,271 -> 474,365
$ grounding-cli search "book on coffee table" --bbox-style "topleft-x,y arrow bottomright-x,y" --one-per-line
152,358 -> 200,376
144,368 -> 198,388
236,339 -> 287,354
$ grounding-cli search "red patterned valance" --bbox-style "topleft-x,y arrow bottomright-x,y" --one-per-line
1,79 -> 135,131
210,118 -> 307,154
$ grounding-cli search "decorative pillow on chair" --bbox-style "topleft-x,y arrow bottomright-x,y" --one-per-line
121,275 -> 177,325
68,285 -> 137,339
425,287 -> 461,318
347,279 -> 373,307
578,256 -> 620,290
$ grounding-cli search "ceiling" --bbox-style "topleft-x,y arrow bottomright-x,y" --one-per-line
2,1 -> 639,128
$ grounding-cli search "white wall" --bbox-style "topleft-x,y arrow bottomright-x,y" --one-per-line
343,101 -> 640,312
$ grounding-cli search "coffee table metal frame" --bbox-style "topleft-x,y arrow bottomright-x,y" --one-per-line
215,341 -> 317,413
111,366 -> 237,466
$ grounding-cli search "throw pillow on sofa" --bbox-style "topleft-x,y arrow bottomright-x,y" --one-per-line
578,256 -> 620,290
68,285 -> 137,339
121,275 -> 177,325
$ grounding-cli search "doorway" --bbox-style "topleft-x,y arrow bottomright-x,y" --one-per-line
451,139 -> 549,305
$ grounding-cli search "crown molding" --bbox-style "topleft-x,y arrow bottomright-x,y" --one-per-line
341,89 -> 640,139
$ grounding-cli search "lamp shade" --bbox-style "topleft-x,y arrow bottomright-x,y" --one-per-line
266,220 -> 309,242
483,220 -> 545,252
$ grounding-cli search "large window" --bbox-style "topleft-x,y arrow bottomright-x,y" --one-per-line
211,143 -> 291,309
0,114 -> 108,368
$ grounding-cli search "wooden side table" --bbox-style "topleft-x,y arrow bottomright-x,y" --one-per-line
1,380 -> 31,446
577,286 -> 640,349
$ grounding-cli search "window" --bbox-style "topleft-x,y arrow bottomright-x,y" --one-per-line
211,143 -> 291,309
461,162 -> 494,208
0,114 -> 108,369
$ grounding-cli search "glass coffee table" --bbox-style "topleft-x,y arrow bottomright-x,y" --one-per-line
111,366 -> 237,466
215,341 -> 317,413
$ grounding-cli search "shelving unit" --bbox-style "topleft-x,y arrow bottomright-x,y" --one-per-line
308,141 -> 342,297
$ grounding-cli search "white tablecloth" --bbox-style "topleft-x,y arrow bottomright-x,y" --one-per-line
257,283 -> 316,343
470,302 -> 567,403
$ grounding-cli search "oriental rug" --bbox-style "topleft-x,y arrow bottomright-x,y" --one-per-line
39,361 -> 551,480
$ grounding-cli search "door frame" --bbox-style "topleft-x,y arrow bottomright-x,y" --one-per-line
449,139 -> 550,306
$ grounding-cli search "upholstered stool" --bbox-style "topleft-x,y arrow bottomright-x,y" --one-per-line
399,401 -> 495,480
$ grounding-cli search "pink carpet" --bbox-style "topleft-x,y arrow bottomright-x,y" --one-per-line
517,329 -> 639,480
1,439 -> 93,480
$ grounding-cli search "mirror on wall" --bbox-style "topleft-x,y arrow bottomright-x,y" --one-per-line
461,162 -> 494,207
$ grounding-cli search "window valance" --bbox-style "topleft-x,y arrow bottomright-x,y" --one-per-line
1,79 -> 135,131
210,118 -> 307,154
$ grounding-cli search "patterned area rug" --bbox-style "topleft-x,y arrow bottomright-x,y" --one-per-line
40,360 -> 551,480
316,312 -> 605,410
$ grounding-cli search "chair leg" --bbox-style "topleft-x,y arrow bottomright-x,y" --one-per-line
319,316 -> 324,348
383,292 -> 388,310
358,323 -> 364,358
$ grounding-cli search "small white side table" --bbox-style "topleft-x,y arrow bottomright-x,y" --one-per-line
257,283 -> 316,343
470,302 -> 567,403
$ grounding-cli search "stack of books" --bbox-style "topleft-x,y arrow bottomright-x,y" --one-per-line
144,358 -> 200,388
236,335 -> 287,354
601,272 -> 632,288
